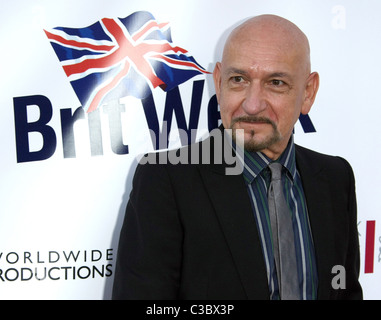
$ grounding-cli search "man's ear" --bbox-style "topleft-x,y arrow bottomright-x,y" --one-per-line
301,71 -> 319,115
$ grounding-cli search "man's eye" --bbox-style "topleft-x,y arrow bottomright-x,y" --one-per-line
232,76 -> 244,83
271,79 -> 285,86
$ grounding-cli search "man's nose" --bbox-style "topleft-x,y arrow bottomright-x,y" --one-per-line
241,83 -> 267,115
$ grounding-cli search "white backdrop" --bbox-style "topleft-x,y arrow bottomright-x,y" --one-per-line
0,0 -> 380,299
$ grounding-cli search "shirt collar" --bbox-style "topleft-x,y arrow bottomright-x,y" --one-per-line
241,136 -> 297,185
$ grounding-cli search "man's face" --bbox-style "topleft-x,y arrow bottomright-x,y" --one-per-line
214,27 -> 318,159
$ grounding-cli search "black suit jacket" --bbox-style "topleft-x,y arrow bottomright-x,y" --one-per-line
112,133 -> 362,300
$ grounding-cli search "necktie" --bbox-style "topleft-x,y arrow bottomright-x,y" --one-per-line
268,162 -> 300,300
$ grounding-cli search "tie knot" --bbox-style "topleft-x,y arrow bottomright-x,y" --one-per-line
268,162 -> 283,181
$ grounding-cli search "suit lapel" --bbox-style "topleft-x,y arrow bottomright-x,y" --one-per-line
295,146 -> 336,299
197,162 -> 270,300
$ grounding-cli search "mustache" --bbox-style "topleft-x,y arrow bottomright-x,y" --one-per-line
230,116 -> 276,129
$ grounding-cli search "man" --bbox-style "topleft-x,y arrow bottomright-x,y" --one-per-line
112,15 -> 362,300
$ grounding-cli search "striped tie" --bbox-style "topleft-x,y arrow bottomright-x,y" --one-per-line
268,162 -> 300,300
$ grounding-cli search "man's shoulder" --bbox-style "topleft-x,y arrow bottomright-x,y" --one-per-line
295,144 -> 338,161
295,144 -> 354,180
295,144 -> 348,162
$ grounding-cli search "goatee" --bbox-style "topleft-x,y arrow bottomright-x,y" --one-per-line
230,116 -> 281,152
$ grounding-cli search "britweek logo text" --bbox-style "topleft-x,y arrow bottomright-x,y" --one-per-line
13,80 -> 219,163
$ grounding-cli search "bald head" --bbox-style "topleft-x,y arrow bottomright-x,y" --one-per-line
223,14 -> 311,74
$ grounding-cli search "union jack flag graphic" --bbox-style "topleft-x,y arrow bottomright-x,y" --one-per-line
44,11 -> 211,113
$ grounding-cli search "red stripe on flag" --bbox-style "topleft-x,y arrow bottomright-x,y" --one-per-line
151,54 -> 211,74
365,220 -> 376,274
44,30 -> 114,52
132,21 -> 169,42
